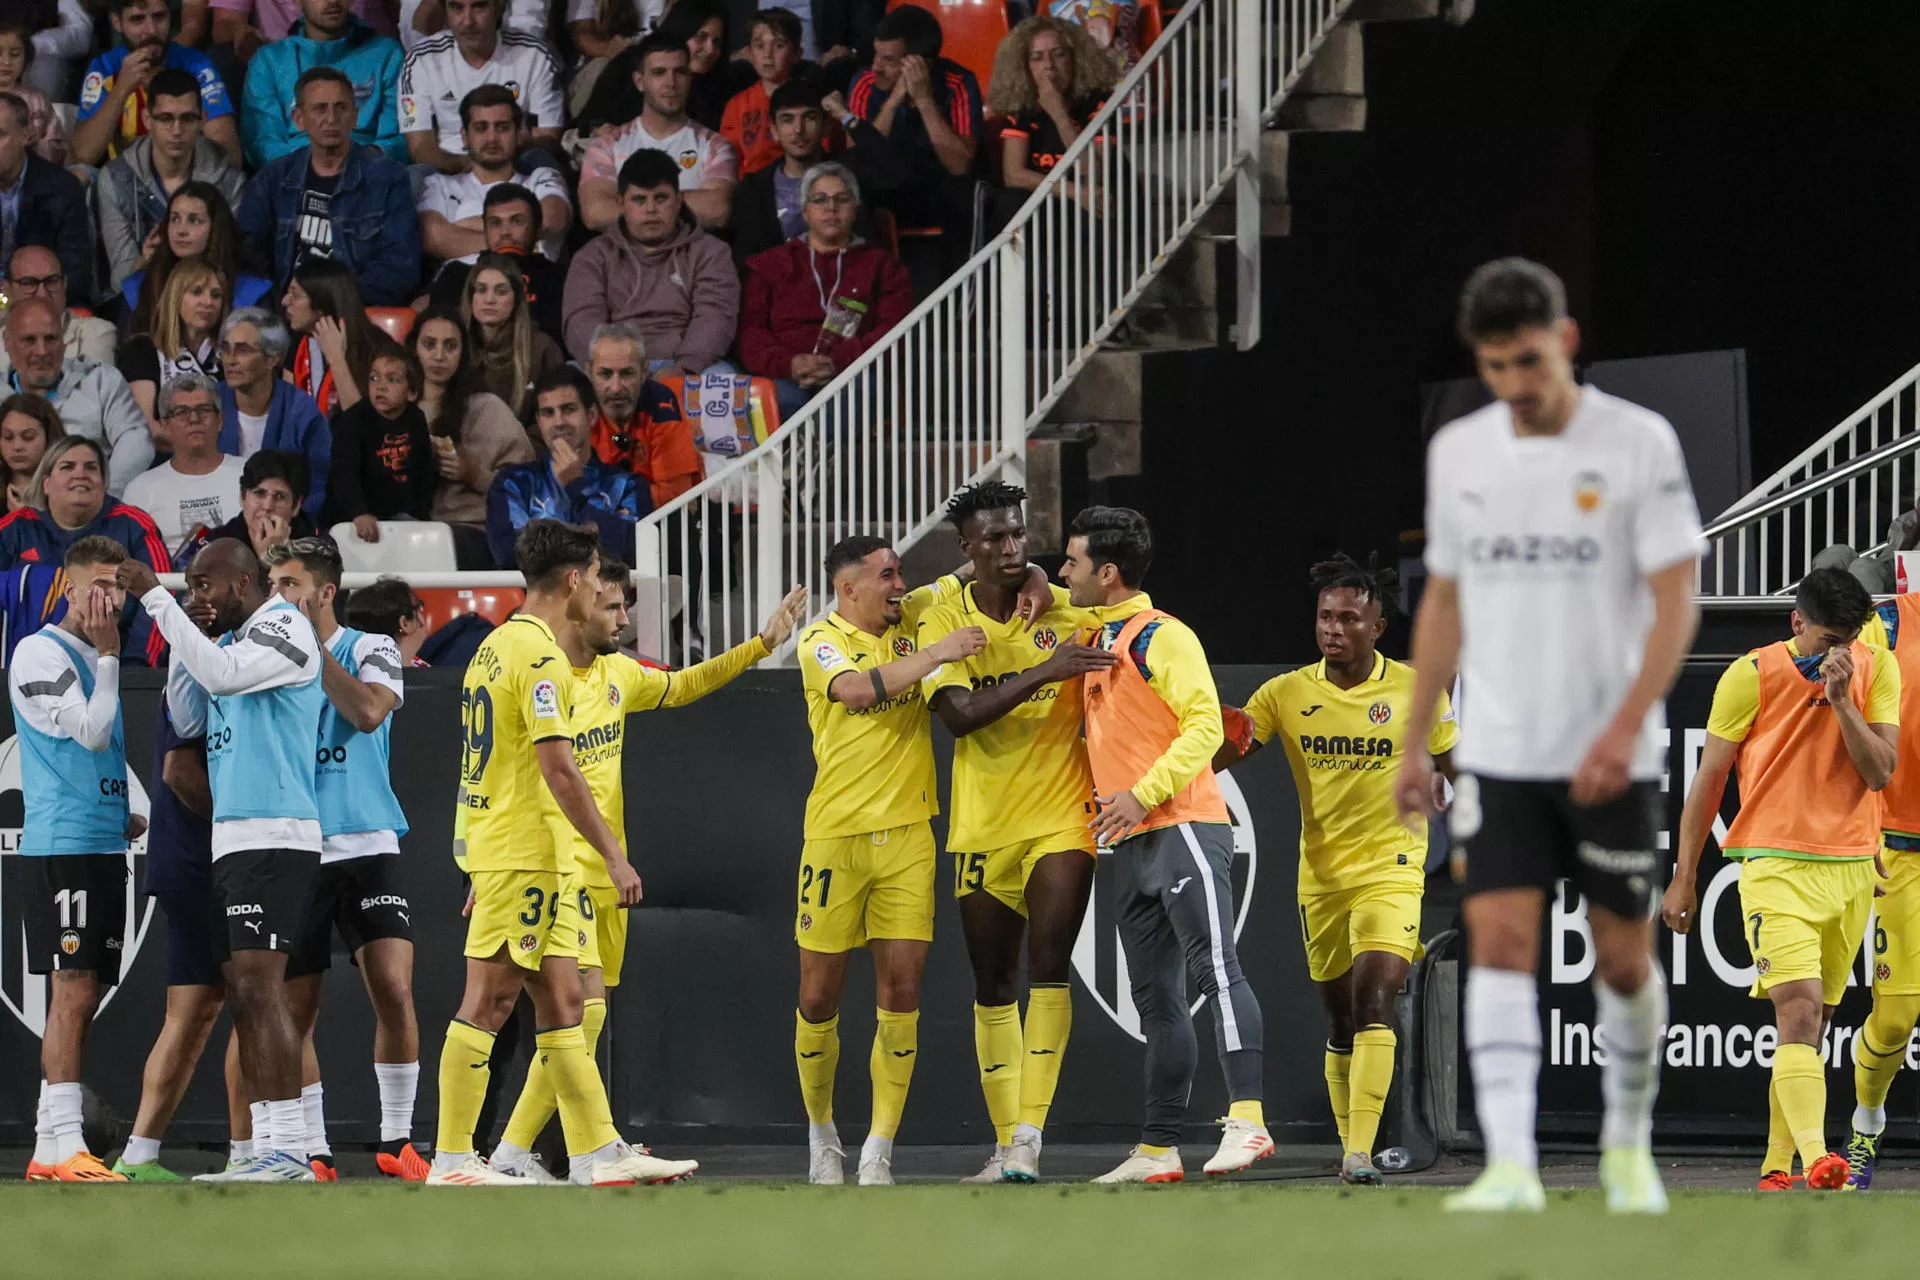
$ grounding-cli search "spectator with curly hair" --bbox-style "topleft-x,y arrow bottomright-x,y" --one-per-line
988,16 -> 1115,199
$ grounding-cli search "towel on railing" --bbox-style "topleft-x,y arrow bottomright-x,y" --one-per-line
686,372 -> 772,459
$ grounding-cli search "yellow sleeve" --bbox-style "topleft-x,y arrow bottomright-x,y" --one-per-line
901,574 -> 962,629
1704,655 -> 1762,743
1243,674 -> 1286,746
799,625 -> 850,698
1428,685 -> 1461,756
917,601 -> 972,698
1867,645 -> 1901,726
517,641 -> 573,744
1131,618 -> 1224,809
627,639 -> 770,712
1861,611 -> 1891,650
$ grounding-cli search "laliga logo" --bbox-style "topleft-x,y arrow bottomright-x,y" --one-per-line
0,735 -> 154,1038
1070,772 -> 1258,1042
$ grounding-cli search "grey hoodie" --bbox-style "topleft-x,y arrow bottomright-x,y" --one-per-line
24,358 -> 156,492
561,213 -> 740,371
95,137 -> 248,296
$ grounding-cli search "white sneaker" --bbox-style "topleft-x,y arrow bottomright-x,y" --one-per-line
592,1142 -> 699,1186
1442,1160 -> 1547,1213
1092,1145 -> 1183,1185
857,1152 -> 894,1186
488,1151 -> 562,1185
960,1145 -> 1011,1184
809,1140 -> 846,1186
1003,1130 -> 1042,1184
425,1154 -> 538,1187
194,1151 -> 315,1184
1202,1117 -> 1274,1176
1600,1147 -> 1668,1215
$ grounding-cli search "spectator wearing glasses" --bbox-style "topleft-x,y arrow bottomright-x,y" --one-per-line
242,0 -> 407,169
417,87 -> 572,266
1,300 -> 152,492
71,0 -> 242,169
0,392 -> 65,516
178,449 -> 324,567
0,247 -> 118,378
0,97 -> 91,307
216,308 -> 332,517
579,32 -> 741,233
121,372 -> 246,554
486,365 -> 649,566
731,81 -> 893,270
398,0 -> 564,176
118,259 -> 229,451
120,182 -> 271,328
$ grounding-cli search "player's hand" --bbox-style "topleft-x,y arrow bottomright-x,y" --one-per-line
1569,725 -> 1634,808
1875,850 -> 1891,898
759,584 -> 807,649
1014,565 -> 1051,630
1394,753 -> 1435,825
610,858 -> 644,907
1090,788 -> 1148,845
1429,768 -> 1451,813
1041,641 -> 1116,680
462,885 -> 475,918
353,513 -> 382,544
1823,645 -> 1855,703
930,625 -> 988,663
79,585 -> 122,656
1661,877 -> 1697,934
185,597 -> 220,634
115,559 -> 161,599
124,814 -> 147,843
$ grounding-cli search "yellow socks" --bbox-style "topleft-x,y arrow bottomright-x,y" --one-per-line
1855,994 -> 1920,1113
973,1003 -> 1023,1145
534,1024 -> 621,1157
434,1020 -> 496,1157
582,997 -> 608,1058
868,1009 -> 918,1141
1772,1042 -> 1828,1168
1138,1144 -> 1172,1156
1228,1099 -> 1265,1127
795,1011 -> 840,1126
1763,1078 -> 1795,1174
1019,984 -> 1072,1132
1347,1025 -> 1396,1157
1324,1045 -> 1352,1151
500,997 -> 610,1151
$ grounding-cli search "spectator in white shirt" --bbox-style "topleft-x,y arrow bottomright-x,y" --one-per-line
120,372 -> 245,555
579,32 -> 739,232
398,0 -> 564,175
417,85 -> 572,264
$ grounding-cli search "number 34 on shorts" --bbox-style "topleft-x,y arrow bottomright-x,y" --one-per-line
793,823 -> 938,953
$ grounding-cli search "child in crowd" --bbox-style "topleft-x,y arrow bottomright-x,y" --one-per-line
324,341 -> 437,543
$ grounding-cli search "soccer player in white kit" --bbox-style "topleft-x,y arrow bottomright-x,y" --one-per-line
1394,258 -> 1705,1214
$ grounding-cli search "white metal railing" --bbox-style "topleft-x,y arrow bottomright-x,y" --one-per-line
631,0 -> 1352,662
1700,361 -> 1920,596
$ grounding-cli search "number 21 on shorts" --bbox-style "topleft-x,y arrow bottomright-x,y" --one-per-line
799,864 -> 834,907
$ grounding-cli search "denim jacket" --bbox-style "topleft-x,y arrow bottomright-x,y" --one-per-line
485,456 -> 652,567
236,143 -> 421,305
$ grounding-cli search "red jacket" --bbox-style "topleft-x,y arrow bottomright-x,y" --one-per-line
738,240 -> 912,382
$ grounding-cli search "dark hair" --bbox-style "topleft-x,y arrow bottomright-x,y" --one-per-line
751,8 -> 803,49
292,257 -> 378,401
875,5 -> 942,58
824,533 -> 891,581
635,30 -> 690,66
1068,506 -> 1152,587
1309,551 -> 1399,616
945,479 -> 1027,531
65,534 -> 130,572
459,83 -> 523,129
483,181 -> 541,221
110,0 -> 164,13
657,0 -> 729,50
294,65 -> 355,106
0,392 -> 66,499
130,181 -> 244,334
617,148 -> 682,194
0,21 -> 38,70
344,576 -> 423,637
408,306 -> 479,444
516,519 -> 601,588
533,364 -> 596,412
769,80 -> 824,115
368,336 -> 423,396
1794,567 -> 1875,634
241,449 -> 311,500
597,554 -> 630,583
147,68 -> 201,109
265,535 -> 344,588
1456,257 -> 1568,347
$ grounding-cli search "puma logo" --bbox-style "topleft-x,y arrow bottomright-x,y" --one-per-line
243,920 -> 263,934
1170,876 -> 1193,895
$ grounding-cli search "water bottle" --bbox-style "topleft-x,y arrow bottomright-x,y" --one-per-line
1375,1146 -> 1412,1173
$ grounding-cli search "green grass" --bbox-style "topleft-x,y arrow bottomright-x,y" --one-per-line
8,1182 -> 1913,1278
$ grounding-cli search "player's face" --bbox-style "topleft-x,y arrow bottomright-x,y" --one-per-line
1789,611 -> 1860,659
463,104 -> 519,168
186,565 -> 248,634
585,578 -> 629,654
958,506 -> 1028,589
565,553 -> 602,623
1058,534 -> 1107,608
1316,585 -> 1384,664
773,105 -> 825,160
1473,319 -> 1579,432
268,559 -> 334,614
839,547 -> 905,626
65,562 -> 126,613
639,49 -> 692,116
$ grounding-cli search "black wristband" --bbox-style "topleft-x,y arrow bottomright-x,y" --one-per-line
869,669 -> 887,704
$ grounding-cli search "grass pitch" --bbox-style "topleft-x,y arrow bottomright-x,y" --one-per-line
8,1180 -> 1911,1279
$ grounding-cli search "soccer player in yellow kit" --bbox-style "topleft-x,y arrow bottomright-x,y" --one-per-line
792,535 -> 988,1186
919,482 -> 1120,1185
488,558 -> 808,1182
1216,553 -> 1456,1185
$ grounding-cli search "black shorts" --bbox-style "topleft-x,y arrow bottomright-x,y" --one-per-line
155,888 -> 224,987
1451,775 -> 1661,919
21,855 -> 129,984
286,855 -> 414,979
212,848 -> 320,955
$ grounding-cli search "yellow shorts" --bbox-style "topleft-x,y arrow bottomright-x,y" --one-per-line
465,868 -> 567,971
570,879 -> 629,988
1738,854 -> 1877,1004
1871,850 -> 1920,996
952,829 -> 1096,916
795,822 -> 937,953
1297,880 -> 1424,983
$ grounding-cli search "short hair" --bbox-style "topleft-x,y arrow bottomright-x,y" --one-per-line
223,306 -> 293,365
30,437 -> 108,509
824,533 -> 891,581
110,0 -> 164,13
750,8 -> 803,48
1794,567 -> 1875,634
515,519 -> 602,588
874,4 -> 942,57
1068,506 -> 1152,587
598,554 -> 630,584
1308,551 -> 1399,615
368,337 -> 424,395
769,81 -> 825,116
65,535 -> 129,573
533,364 -> 597,412
589,322 -> 647,363
617,148 -> 682,194
156,371 -> 221,419
241,449 -> 311,500
264,536 -> 343,589
459,83 -> 523,129
635,30 -> 690,65
944,479 -> 1027,531
147,68 -> 202,109
1456,257 -> 1568,347
344,576 -> 423,637
801,162 -> 860,210
0,93 -> 27,134
295,65 -> 354,106
482,181 -> 541,222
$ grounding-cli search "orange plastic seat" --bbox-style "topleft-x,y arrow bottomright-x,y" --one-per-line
415,586 -> 523,635
367,307 -> 417,342
1133,0 -> 1162,53
887,0 -> 1006,103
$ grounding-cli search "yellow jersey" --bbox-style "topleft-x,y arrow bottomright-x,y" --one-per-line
551,637 -> 772,886
1245,653 -> 1459,896
920,583 -> 1098,851
797,577 -> 956,840
460,614 -> 577,873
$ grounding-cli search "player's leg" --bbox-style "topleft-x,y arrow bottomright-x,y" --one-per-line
795,831 -> 882,1184
1005,846 -> 1095,1183
283,973 -> 333,1180
858,822 -> 939,1185
1343,948 -> 1412,1184
116,889 -> 225,1181
1848,851 -> 1920,1189
1301,889 -> 1357,1162
26,854 -> 126,1181
338,856 -> 426,1180
954,852 -> 1026,1182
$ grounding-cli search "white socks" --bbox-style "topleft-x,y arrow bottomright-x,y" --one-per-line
491,1140 -> 532,1167
302,1082 -> 331,1157
122,1135 -> 162,1166
375,1062 -> 419,1142
230,1138 -> 255,1163
45,1081 -> 86,1163
570,1139 -> 623,1185
1854,1104 -> 1888,1137
809,1122 -> 841,1148
1013,1122 -> 1043,1146
266,1097 -> 306,1159
33,1086 -> 55,1166
861,1134 -> 893,1164
1465,966 -> 1541,1172
1595,964 -> 1666,1151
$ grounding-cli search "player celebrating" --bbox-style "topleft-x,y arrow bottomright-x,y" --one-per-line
918,482 -> 1118,1184
489,559 -> 806,1183
124,540 -> 331,1184
793,536 -> 985,1186
264,540 -> 429,1182
12,538 -> 142,1183
431,519 -> 695,1188
1062,506 -> 1271,1185
1215,553 -> 1457,1185
1667,569 -> 1896,1192
1395,258 -> 1703,1214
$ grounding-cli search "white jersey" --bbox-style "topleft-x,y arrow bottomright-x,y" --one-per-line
580,116 -> 740,191
418,165 -> 572,261
1423,386 -> 1704,782
398,29 -> 564,154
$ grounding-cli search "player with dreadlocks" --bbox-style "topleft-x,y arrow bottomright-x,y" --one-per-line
918,480 -> 1121,1183
1215,552 -> 1458,1184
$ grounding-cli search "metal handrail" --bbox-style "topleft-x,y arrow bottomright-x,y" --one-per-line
1702,431 -> 1920,538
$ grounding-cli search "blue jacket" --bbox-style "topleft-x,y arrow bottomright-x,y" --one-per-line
219,380 -> 334,518
237,144 -> 421,305
241,19 -> 407,169
486,456 -> 652,567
